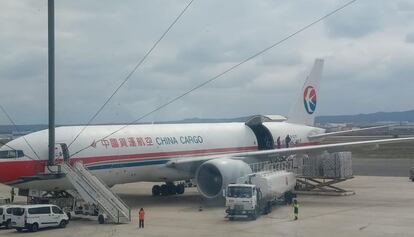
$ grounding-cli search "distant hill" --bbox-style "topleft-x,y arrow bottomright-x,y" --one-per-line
0,124 -> 48,134
316,109 -> 414,123
1,110 -> 413,135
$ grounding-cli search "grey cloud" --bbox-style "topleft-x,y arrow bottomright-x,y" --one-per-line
0,0 -> 413,125
405,32 -> 414,43
324,2 -> 384,38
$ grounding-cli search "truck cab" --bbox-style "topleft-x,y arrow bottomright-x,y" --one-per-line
225,171 -> 296,220
225,184 -> 260,220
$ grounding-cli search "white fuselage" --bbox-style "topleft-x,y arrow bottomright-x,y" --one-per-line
0,121 -> 324,190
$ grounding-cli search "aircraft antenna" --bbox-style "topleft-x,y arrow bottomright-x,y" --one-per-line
70,0 -> 357,157
67,0 -> 195,149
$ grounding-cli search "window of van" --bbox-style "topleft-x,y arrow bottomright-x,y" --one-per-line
6,208 -> 13,214
12,208 -> 25,216
28,207 -> 51,215
52,206 -> 63,214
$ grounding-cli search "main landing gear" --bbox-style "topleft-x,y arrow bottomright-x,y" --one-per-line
152,182 -> 185,196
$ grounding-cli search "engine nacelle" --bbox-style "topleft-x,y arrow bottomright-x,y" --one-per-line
195,158 -> 252,199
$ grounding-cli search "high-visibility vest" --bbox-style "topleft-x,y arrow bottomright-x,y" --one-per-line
293,203 -> 299,208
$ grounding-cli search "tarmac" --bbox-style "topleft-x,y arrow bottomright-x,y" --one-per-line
1,176 -> 414,237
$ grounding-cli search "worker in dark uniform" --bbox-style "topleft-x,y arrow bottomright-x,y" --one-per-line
10,188 -> 15,203
293,199 -> 299,220
138,208 -> 145,229
285,135 -> 291,148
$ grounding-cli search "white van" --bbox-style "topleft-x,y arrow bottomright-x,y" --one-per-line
11,204 -> 69,232
0,205 -> 19,229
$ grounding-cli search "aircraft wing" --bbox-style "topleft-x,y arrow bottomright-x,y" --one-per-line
308,125 -> 394,140
167,136 -> 414,170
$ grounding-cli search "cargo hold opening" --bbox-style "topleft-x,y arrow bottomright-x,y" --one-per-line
245,115 -> 274,150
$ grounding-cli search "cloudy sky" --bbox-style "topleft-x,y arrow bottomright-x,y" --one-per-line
0,0 -> 413,125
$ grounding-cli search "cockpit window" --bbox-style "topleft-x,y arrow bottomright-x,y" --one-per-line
0,150 -> 25,159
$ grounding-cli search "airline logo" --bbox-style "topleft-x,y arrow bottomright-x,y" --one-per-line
303,86 -> 317,114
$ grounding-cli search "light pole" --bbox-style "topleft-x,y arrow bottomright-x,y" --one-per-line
48,0 -> 55,166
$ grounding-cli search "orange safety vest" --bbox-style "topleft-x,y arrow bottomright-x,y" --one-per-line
139,210 -> 145,220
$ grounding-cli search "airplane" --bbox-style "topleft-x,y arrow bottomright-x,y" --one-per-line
0,59 -> 413,199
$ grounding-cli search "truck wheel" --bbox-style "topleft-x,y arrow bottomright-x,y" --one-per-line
285,192 -> 293,205
268,203 -> 273,213
264,203 -> 272,215
30,223 -> 39,232
98,214 -> 105,224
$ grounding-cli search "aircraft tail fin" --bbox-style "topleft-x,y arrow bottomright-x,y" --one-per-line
287,59 -> 324,126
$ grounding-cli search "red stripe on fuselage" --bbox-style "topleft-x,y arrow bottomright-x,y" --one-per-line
0,160 -> 46,183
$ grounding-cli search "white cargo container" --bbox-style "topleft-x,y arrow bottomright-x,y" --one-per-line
225,171 -> 296,220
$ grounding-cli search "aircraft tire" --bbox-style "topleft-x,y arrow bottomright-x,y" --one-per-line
166,184 -> 176,195
160,184 -> 169,196
176,184 -> 185,195
152,185 -> 161,196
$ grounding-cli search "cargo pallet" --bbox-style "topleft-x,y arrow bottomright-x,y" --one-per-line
294,176 -> 355,196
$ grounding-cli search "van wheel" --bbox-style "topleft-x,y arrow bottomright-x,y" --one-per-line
30,223 -> 39,232
59,220 -> 67,228
5,220 -> 12,229
98,214 -> 105,224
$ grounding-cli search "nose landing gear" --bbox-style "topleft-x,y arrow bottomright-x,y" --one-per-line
152,182 -> 185,196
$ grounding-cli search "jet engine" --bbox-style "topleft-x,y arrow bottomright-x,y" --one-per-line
195,158 -> 252,199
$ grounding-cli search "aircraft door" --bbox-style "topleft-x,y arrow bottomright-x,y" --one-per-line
54,143 -> 70,164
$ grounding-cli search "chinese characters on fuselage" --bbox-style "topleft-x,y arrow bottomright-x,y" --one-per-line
96,135 -> 204,149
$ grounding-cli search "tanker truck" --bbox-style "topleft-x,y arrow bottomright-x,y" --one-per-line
225,170 -> 296,220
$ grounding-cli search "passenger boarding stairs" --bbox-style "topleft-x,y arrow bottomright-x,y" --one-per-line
60,162 -> 131,223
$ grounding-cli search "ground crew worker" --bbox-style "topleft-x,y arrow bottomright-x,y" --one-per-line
138,208 -> 145,229
10,188 -> 15,203
293,199 -> 299,220
285,135 -> 291,148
